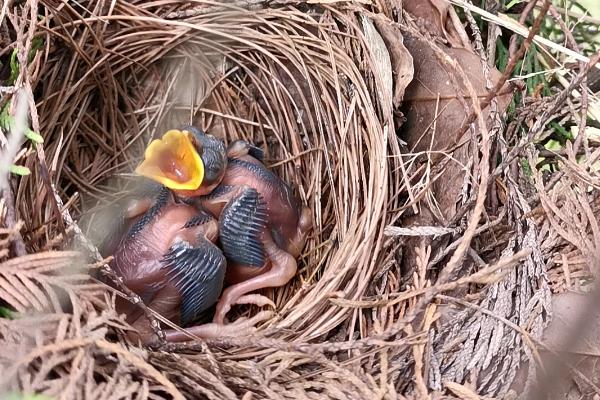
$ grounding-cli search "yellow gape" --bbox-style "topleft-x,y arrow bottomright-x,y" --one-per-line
135,129 -> 204,190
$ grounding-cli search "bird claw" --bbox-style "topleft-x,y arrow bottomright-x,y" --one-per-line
213,301 -> 231,325
234,294 -> 276,309
228,310 -> 273,330
163,310 -> 274,342
213,294 -> 275,324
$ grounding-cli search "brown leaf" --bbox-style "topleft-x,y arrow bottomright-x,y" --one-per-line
534,292 -> 600,397
361,14 -> 395,121
397,29 -> 513,279
0,251 -> 86,314
400,35 -> 512,226
403,0 -> 467,48
401,36 -> 512,153
373,18 -> 414,107
542,292 -> 600,354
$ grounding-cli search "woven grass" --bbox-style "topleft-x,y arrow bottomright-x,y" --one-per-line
53,1 -> 401,340
1,0 -> 600,399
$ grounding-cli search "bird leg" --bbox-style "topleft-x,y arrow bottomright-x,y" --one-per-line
162,310 -> 273,342
124,281 -> 181,346
213,232 -> 297,324
234,294 -> 276,309
125,198 -> 155,219
286,206 -> 312,258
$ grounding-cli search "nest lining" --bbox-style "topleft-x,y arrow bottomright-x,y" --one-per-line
31,3 -> 403,344
7,1 -> 593,398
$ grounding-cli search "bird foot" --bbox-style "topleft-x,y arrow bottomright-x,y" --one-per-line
234,294 -> 276,309
213,293 -> 275,325
163,310 -> 273,343
213,297 -> 232,325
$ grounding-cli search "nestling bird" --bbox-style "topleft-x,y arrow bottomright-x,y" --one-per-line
104,182 -> 227,344
135,126 -> 312,338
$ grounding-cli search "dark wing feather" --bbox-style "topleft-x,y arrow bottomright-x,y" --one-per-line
244,142 -> 265,161
180,125 -> 227,183
219,188 -> 268,267
182,210 -> 212,229
126,186 -> 169,239
198,184 -> 235,201
227,139 -> 265,161
162,238 -> 226,326
94,184 -> 168,255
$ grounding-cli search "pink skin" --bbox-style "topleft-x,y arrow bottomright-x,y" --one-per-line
113,197 -> 221,345
129,138 -> 313,342
115,194 -> 311,345
192,182 -> 312,327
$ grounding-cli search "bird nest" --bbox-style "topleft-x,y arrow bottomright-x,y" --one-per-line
2,0 -> 599,399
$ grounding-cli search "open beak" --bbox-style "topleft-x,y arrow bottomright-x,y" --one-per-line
135,129 -> 204,191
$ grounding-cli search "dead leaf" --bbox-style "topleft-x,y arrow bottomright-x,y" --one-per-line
373,18 -> 414,106
361,14 -> 395,121
542,291 -> 600,354
403,0 -> 468,49
532,291 -> 600,398
397,24 -> 513,283
399,34 -> 512,234
401,35 -> 512,153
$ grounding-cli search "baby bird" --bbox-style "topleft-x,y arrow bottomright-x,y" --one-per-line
135,126 -> 312,332
103,182 -> 226,344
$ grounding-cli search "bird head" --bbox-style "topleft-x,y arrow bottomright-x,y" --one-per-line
135,128 -> 210,195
